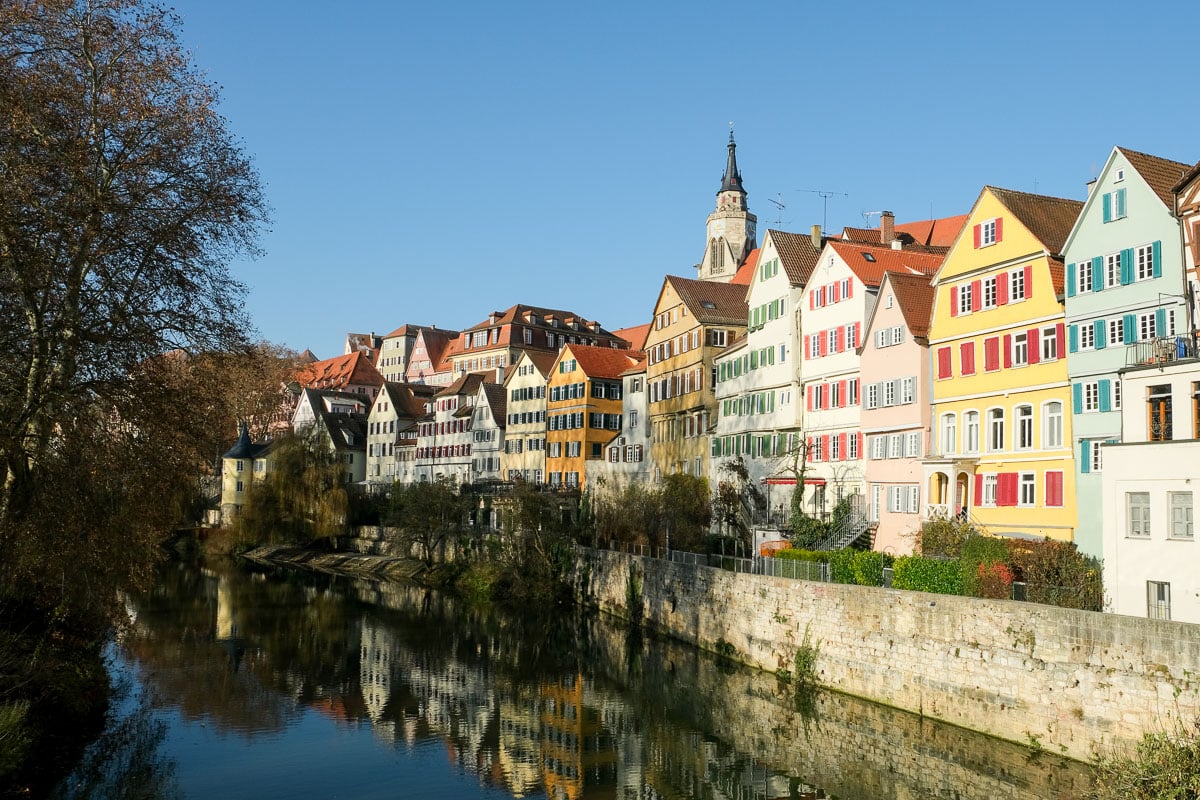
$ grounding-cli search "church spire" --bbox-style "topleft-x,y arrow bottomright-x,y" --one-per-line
719,129 -> 744,194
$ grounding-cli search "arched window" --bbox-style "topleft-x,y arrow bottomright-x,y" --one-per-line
963,410 -> 980,454
941,412 -> 957,455
1042,401 -> 1063,449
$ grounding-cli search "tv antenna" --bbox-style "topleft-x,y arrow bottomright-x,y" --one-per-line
862,210 -> 884,227
767,193 -> 787,226
797,188 -> 848,234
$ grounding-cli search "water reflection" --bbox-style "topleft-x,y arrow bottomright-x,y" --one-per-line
82,560 -> 1092,799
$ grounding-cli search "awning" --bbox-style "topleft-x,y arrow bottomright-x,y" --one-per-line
803,478 -> 826,486
760,477 -> 797,485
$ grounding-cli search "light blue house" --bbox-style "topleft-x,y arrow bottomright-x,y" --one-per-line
1062,146 -> 1192,557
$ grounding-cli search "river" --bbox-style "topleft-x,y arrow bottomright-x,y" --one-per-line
50,558 -> 1093,799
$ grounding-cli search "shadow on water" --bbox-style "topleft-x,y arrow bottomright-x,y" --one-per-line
57,558 -> 1093,799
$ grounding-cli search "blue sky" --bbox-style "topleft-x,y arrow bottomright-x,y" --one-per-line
171,1 -> 1199,358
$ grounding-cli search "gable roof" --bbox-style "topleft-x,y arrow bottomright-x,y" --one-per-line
481,383 -> 507,423
1171,159 -> 1200,194
987,187 -> 1084,257
767,229 -> 824,287
563,343 -> 645,380
882,271 -> 937,340
663,275 -> 749,325
435,371 -> 490,399
613,323 -> 651,350
1118,147 -> 1192,207
380,381 -> 437,418
729,247 -> 760,286
620,353 -> 647,377
294,351 -> 384,390
825,240 -> 946,288
318,408 -> 368,453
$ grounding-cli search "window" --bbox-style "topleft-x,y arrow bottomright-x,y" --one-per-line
1019,472 -> 1035,506
235,479 -> 244,492
1138,312 -> 1157,341
1083,381 -> 1100,413
901,377 -> 915,405
809,334 -> 820,359
958,283 -> 973,315
883,380 -> 896,406
982,474 -> 998,507
1009,269 -> 1026,301
1012,332 -> 1028,367
1136,244 -> 1154,281
235,460 -> 244,472
848,379 -> 859,406
1077,260 -> 1093,294
964,411 -> 980,453
1113,379 -> 1121,410
1170,492 -> 1194,540
828,329 -> 839,353
889,434 -> 903,459
1015,405 -> 1033,450
830,434 -> 841,461
1108,318 -> 1124,346
941,413 -> 957,455
983,277 -> 997,308
1043,402 -> 1063,449
1103,188 -> 1127,222
1105,253 -> 1121,288
865,383 -> 878,409
870,435 -> 887,460
906,432 -> 920,458
1079,323 -> 1095,350
1149,384 -> 1172,441
987,408 -> 1005,452
979,218 -> 998,246
1147,581 -> 1171,621
1127,492 -> 1151,538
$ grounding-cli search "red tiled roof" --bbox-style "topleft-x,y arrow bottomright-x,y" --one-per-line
1046,257 -> 1066,298
988,187 -> 1084,257
294,351 -> 384,390
564,344 -> 646,380
826,240 -> 946,287
1117,147 -> 1192,208
620,354 -> 647,377
768,229 -> 823,287
298,349 -> 319,363
729,248 -> 760,286
664,275 -> 749,324
842,215 -> 966,249
883,271 -> 937,339
612,323 -> 651,350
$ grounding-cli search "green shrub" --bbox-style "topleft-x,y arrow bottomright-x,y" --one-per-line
851,550 -> 892,587
918,515 -> 978,558
960,535 -> 1013,597
1089,721 -> 1200,799
1010,538 -> 1103,611
892,555 -> 963,595
774,548 -> 827,563
827,549 -> 856,584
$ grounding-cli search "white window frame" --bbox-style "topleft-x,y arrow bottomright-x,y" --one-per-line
964,410 -> 980,454
980,218 -> 997,246
1136,244 -> 1154,281
1018,472 -> 1036,507
1009,269 -> 1026,301
1105,252 -> 1121,289
1108,318 -> 1124,346
958,283 -> 973,315
982,474 -> 998,507
1127,492 -> 1151,538
1077,260 -> 1093,294
987,408 -> 1005,453
1015,404 -> 1033,450
941,413 -> 957,456
1012,332 -> 1028,367
982,277 -> 997,309
1042,401 -> 1063,449
1169,492 -> 1194,540
1083,381 -> 1100,413
1079,323 -> 1095,350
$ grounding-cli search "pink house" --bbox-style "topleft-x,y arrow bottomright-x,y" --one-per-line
858,272 -> 937,554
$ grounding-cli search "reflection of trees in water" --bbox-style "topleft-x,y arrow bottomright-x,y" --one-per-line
50,668 -> 181,800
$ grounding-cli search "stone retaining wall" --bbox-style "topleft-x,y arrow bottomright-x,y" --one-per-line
575,547 -> 1200,761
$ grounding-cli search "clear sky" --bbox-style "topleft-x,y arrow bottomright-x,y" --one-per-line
170,0 -> 1199,359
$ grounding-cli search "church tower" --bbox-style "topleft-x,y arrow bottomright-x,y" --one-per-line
697,131 -> 757,282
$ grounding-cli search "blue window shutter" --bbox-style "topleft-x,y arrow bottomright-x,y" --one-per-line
1098,379 -> 1111,412
1123,313 -> 1137,344
1094,320 -> 1106,349
1102,193 -> 1112,223
1153,240 -> 1162,278
1091,256 -> 1104,292
1155,308 -> 1166,335
1116,188 -> 1127,218
1067,262 -> 1076,297
1069,324 -> 1079,353
1080,440 -> 1091,474
1120,249 -> 1133,285
1073,383 -> 1084,414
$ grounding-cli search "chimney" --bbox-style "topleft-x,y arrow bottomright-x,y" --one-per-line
880,211 -> 895,245
811,224 -> 822,249
1086,178 -> 1097,198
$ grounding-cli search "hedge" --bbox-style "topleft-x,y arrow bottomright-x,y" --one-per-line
775,547 -> 894,587
891,555 -> 963,595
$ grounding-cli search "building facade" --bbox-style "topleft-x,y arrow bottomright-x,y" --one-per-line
501,351 -> 555,483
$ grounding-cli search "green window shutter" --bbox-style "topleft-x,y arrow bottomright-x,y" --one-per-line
1067,262 -> 1076,297
1094,320 -> 1106,349
712,438 -> 720,457
1123,313 -> 1137,344
1153,240 -> 1162,278
1155,308 -> 1167,335
1091,256 -> 1104,292
1080,440 -> 1091,474
1116,188 -> 1127,218
1098,379 -> 1111,412
1069,325 -> 1079,353
1120,249 -> 1133,285
1102,193 -> 1112,223
1072,383 -> 1083,414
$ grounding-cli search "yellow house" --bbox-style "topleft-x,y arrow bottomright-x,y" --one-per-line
924,187 -> 1084,542
645,274 -> 749,481
545,344 -> 643,490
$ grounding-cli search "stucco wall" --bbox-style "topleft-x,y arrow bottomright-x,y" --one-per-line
575,547 -> 1200,761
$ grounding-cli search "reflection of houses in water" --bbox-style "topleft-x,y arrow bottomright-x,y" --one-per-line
359,618 -> 397,740
402,654 -> 497,776
540,673 -> 619,800
496,690 -> 542,798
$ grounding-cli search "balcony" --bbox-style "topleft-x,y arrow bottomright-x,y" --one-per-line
1125,336 -> 1197,368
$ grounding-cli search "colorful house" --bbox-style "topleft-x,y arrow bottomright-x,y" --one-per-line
414,371 -> 492,484
588,354 -> 651,494
1061,146 -> 1192,555
545,344 -> 642,490
500,350 -> 556,483
924,187 -> 1083,542
365,381 -> 437,489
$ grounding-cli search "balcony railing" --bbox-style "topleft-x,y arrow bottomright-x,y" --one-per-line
1126,336 -> 1197,368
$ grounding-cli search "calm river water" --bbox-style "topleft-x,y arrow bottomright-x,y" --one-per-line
53,559 -> 1094,799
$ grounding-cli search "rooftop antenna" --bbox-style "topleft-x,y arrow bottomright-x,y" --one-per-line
862,210 -> 885,228
768,192 -> 787,226
798,188 -> 848,234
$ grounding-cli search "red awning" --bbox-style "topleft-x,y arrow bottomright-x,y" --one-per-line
803,478 -> 826,485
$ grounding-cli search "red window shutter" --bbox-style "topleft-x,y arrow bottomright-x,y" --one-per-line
823,385 -> 831,410
1055,323 -> 1065,357
997,473 -> 1017,506
1003,334 -> 1012,368
1046,471 -> 1063,507
819,334 -> 827,357
837,432 -> 847,460
847,280 -> 854,299
950,286 -> 959,317
821,435 -> 831,458
937,346 -> 952,379
974,473 -> 983,502
997,274 -> 1009,305
855,322 -> 861,347
984,337 -> 1000,371
832,283 -> 840,302
970,280 -> 982,312
807,385 -> 814,411
857,432 -> 864,456
995,217 -> 1004,243
837,380 -> 847,407
836,325 -> 845,352
973,224 -> 982,248
809,293 -> 815,310
960,341 -> 975,375
1028,328 -> 1040,364
1023,264 -> 1033,299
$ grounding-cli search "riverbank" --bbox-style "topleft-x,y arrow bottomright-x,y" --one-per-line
241,544 -> 427,581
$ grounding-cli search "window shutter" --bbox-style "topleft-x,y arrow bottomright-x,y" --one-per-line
984,337 -> 1000,371
1155,308 -> 1166,335
998,473 -> 1017,506
974,473 -> 983,501
1055,323 -> 1065,356
1120,248 -> 1134,285
1094,320 -> 1106,350
1067,262 -> 1076,297
1123,314 -> 1136,344
950,286 -> 959,317
1080,440 -> 1090,474
1152,240 -> 1162,278
854,322 -> 861,348
1091,256 -> 1103,292
995,217 -> 1004,242
960,341 -> 975,375
809,293 -> 815,310
832,283 -> 840,302
970,280 -> 982,312
1068,325 -> 1078,353
1072,383 -> 1083,415
937,346 -> 952,379
838,380 -> 847,407
847,280 -> 854,298
973,224 -> 982,248
1102,192 -> 1112,223
819,335 -> 827,357
1026,328 -> 1040,364
835,325 -> 845,352
1116,188 -> 1127,218
1023,265 -> 1032,299
806,386 -> 813,411
821,435 -> 831,459
1098,379 -> 1111,412
997,274 -> 1009,305
1046,472 -> 1063,507
838,433 -> 847,460
1003,334 -> 1012,368
857,432 -> 864,457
